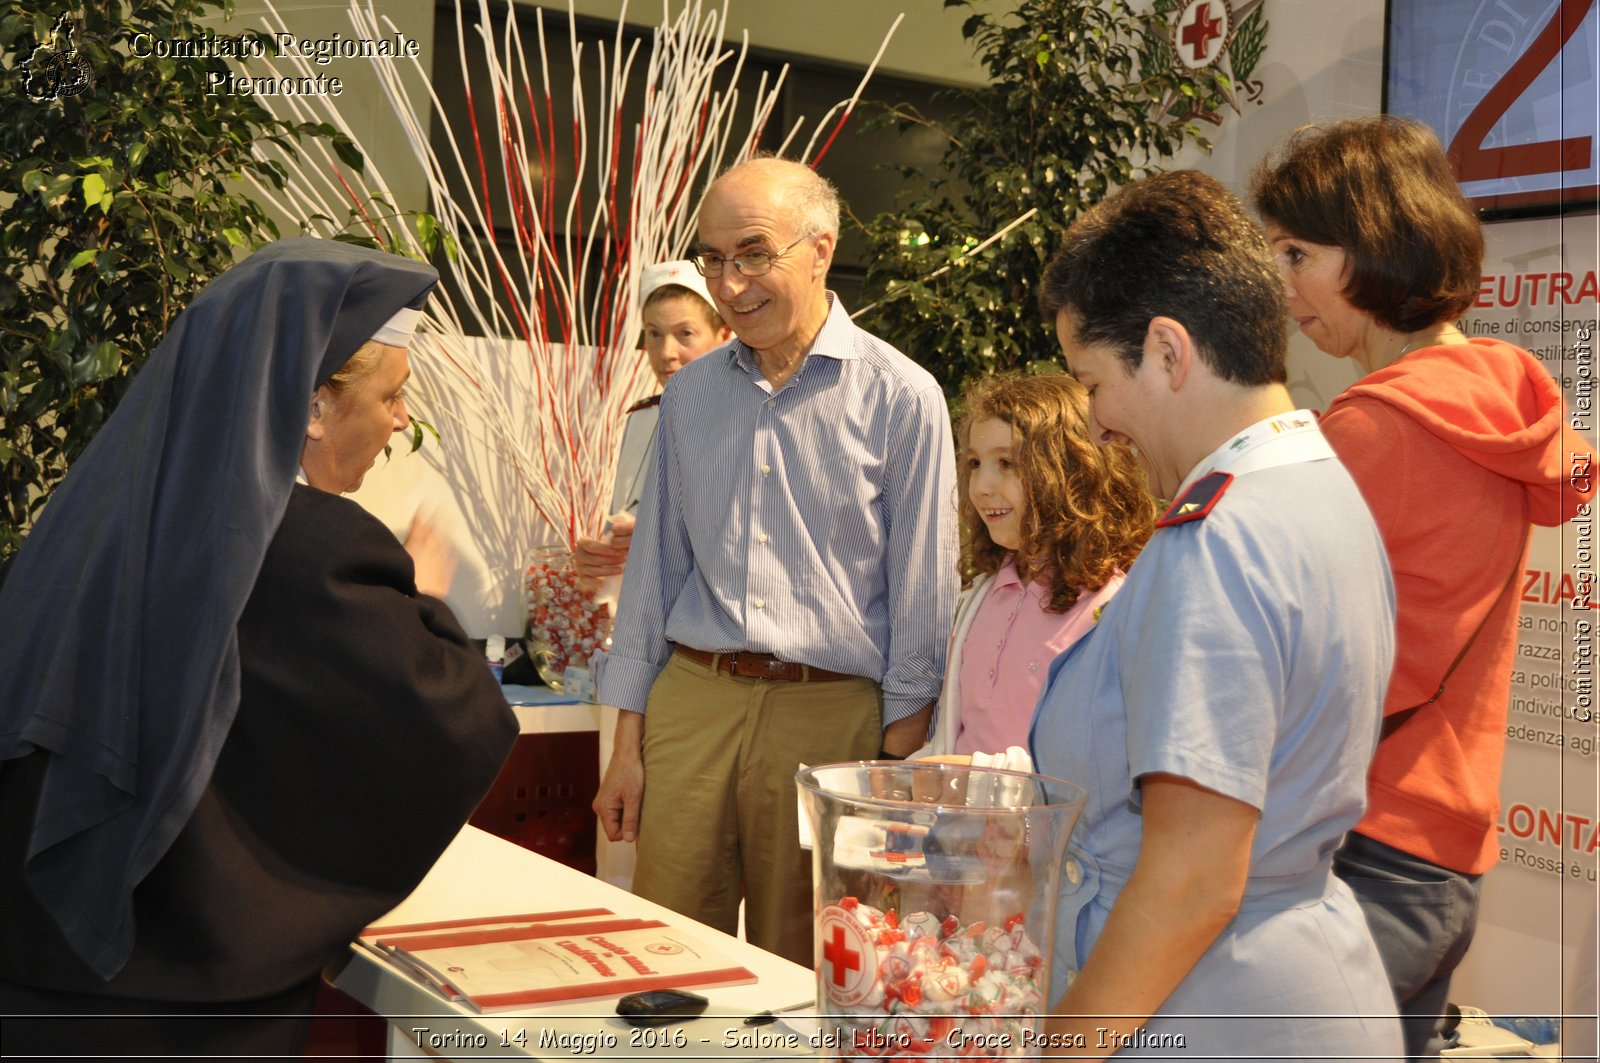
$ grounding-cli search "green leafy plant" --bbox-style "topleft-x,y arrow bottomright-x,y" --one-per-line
0,1 -> 368,558
854,0 -> 1266,397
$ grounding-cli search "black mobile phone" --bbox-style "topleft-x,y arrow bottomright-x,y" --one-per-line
615,988 -> 710,1026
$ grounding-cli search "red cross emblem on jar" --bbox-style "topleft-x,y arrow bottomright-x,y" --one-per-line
816,904 -> 877,1007
1172,0 -> 1234,70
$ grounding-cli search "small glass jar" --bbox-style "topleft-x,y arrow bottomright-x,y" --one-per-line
524,548 -> 612,691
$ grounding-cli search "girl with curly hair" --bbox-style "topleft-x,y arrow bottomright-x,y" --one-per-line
916,372 -> 1156,760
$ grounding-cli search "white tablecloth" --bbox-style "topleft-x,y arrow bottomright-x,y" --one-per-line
331,826 -> 817,1061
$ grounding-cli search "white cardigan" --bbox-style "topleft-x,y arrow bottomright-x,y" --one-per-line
912,572 -> 996,759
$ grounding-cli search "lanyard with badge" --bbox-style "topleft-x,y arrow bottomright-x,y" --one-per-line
1161,410 -> 1333,527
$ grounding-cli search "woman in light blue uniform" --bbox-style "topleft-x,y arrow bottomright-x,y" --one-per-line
1031,172 -> 1403,1060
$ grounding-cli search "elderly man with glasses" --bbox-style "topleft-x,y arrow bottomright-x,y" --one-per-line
591,157 -> 958,966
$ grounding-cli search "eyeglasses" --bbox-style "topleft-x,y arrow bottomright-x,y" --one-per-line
691,234 -> 812,279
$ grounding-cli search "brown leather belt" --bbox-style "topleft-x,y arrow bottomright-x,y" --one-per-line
673,644 -> 854,683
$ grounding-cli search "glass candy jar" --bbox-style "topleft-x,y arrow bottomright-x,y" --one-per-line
524,550 -> 612,691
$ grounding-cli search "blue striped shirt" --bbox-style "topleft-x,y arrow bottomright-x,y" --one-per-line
593,295 -> 958,725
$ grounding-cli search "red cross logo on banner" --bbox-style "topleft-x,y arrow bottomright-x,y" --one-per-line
1173,0 -> 1233,70
816,904 -> 877,1006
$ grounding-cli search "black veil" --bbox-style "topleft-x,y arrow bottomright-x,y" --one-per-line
0,238 -> 437,978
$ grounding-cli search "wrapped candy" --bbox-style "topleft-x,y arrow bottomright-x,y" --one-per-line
524,560 -> 612,681
824,897 -> 1047,1059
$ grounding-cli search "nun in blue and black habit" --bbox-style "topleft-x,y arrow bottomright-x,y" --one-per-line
0,238 -> 517,1058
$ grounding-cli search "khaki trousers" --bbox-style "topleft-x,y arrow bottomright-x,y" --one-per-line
632,651 -> 881,967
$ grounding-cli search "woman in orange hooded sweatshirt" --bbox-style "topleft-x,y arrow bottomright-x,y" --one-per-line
1253,116 -> 1595,1061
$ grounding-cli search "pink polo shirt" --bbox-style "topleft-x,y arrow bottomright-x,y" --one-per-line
954,559 -> 1123,757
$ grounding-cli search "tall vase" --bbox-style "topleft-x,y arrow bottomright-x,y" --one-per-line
524,549 -> 612,692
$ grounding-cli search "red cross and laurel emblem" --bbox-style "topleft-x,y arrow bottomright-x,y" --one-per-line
1172,0 -> 1235,70
817,904 -> 877,1006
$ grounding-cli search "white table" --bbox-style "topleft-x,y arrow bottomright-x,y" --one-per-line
497,682 -> 634,890
471,685 -> 602,872
331,826 -> 817,1061
500,684 -> 597,735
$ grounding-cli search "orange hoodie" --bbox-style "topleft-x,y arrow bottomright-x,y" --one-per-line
1322,338 -> 1594,874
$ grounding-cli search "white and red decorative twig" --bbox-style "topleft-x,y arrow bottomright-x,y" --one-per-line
246,0 -> 898,572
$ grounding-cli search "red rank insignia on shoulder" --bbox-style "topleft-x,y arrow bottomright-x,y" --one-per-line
1156,471 -> 1233,528
625,394 -> 662,414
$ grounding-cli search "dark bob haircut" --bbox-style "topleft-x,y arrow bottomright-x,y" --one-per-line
1250,116 -> 1484,334
1038,170 -> 1288,386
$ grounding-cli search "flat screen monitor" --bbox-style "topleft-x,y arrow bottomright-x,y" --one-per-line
1384,0 -> 1599,218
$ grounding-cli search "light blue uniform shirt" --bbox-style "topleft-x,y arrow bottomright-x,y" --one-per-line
594,295 -> 958,726
1030,431 -> 1403,1059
